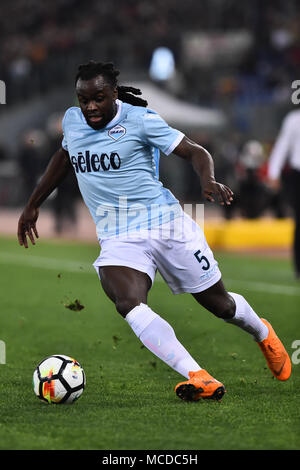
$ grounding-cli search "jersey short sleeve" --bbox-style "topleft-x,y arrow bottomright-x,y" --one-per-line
61,133 -> 68,151
61,111 -> 68,151
139,110 -> 184,155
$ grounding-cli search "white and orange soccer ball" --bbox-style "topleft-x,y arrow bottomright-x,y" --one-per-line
33,355 -> 86,404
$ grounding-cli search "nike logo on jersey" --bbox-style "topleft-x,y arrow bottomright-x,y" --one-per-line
70,151 -> 121,173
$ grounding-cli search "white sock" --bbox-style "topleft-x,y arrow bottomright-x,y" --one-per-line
225,292 -> 269,342
125,303 -> 201,379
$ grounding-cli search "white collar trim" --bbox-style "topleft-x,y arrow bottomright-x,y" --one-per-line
105,99 -> 122,129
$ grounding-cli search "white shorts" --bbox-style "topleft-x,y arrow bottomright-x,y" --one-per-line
93,211 -> 221,295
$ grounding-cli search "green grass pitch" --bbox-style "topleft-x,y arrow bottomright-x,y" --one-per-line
0,235 -> 299,450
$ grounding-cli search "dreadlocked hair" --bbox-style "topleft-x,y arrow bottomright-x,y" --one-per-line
75,60 -> 148,107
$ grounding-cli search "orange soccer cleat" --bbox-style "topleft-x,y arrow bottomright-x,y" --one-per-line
175,369 -> 226,402
258,318 -> 291,381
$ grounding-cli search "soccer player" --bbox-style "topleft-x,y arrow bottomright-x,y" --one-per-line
17,61 -> 291,401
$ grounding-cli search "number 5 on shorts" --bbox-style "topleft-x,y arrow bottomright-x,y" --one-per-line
194,250 -> 210,271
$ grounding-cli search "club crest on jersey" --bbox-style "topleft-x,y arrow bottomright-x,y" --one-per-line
108,125 -> 126,141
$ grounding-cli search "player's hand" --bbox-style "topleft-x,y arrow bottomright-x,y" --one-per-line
17,205 -> 39,248
202,181 -> 234,205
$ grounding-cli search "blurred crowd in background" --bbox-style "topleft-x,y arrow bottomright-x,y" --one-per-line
0,0 -> 299,232
1,0 -> 299,106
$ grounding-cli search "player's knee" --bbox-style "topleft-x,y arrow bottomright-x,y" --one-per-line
115,297 -> 142,318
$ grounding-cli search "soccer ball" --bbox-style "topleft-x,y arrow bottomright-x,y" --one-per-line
33,354 -> 86,404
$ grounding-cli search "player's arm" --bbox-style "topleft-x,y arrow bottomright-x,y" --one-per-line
173,136 -> 233,205
17,146 -> 72,248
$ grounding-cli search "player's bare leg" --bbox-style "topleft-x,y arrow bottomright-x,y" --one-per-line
99,266 -> 151,317
98,266 -> 219,397
191,279 -> 291,381
192,279 -> 269,338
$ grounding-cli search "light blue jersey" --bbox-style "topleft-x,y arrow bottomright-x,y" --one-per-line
62,99 -> 184,239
